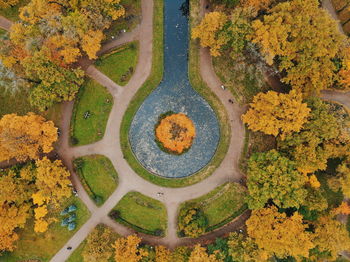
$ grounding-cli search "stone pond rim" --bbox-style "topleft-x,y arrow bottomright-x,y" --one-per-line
128,0 -> 220,178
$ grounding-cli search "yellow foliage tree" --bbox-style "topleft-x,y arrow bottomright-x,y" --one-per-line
0,113 -> 57,162
113,235 -> 148,262
0,203 -> 30,252
308,174 -> 321,189
0,0 -> 19,8
34,157 -> 72,205
251,0 -> 346,95
242,90 -> 310,139
34,205 -> 48,219
82,225 -> 115,262
188,244 -> 221,262
246,206 -> 314,259
240,0 -> 273,13
34,218 -> 49,233
334,202 -> 350,215
82,30 -> 104,59
156,246 -> 171,262
312,216 -> 350,260
192,12 -> 228,56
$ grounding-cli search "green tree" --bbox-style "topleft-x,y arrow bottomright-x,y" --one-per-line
278,98 -> 346,174
247,150 -> 307,209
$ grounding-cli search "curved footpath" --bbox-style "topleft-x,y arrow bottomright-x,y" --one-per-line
51,0 -> 247,259
0,0 -> 348,261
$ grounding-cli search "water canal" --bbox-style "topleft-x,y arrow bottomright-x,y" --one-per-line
129,0 -> 220,178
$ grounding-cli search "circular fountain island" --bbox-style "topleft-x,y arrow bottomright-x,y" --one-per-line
129,0 -> 220,178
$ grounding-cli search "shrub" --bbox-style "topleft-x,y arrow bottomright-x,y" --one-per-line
110,210 -> 121,220
178,208 -> 208,237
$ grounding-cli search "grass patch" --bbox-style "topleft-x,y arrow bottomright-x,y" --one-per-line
0,87 -> 62,129
95,42 -> 139,86
104,0 -> 142,41
70,79 -> 113,146
67,224 -> 119,262
119,0 -> 231,187
2,196 -> 90,262
73,155 -> 119,206
0,0 -> 30,21
0,87 -> 37,118
178,182 -> 247,233
110,191 -> 167,236
212,52 -> 268,105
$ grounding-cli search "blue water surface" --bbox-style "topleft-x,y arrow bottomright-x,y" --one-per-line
129,0 -> 220,178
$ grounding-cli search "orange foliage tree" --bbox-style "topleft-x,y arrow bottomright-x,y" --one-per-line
155,113 -> 196,154
113,235 -> 148,262
0,113 -> 57,162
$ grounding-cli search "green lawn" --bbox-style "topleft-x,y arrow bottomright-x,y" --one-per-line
2,196 -> 90,262
95,42 -> 139,86
110,191 -> 167,236
119,0 -> 231,188
71,79 -> 113,146
104,0 -> 142,41
74,155 -> 118,206
0,0 -> 30,21
178,182 -> 247,232
67,224 -> 119,262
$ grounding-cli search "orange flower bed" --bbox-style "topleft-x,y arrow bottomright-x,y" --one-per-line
155,113 -> 196,154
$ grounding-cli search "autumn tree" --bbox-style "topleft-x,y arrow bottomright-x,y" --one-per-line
246,150 -> 307,209
334,202 -> 350,215
242,90 -> 310,139
178,208 -> 208,237
0,169 -> 33,252
33,157 -> 72,206
113,235 -> 148,262
251,0 -> 346,95
82,225 -> 115,262
240,0 -> 274,14
0,113 -> 57,162
227,232 -> 268,262
328,158 -> 350,198
170,246 -> 191,262
246,206 -> 314,259
0,203 -> 30,252
278,98 -> 349,174
302,187 -> 328,213
192,12 -> 229,56
188,244 -> 220,262
155,246 -> 171,262
312,216 -> 350,260
0,0 -> 125,110
0,0 -> 19,8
